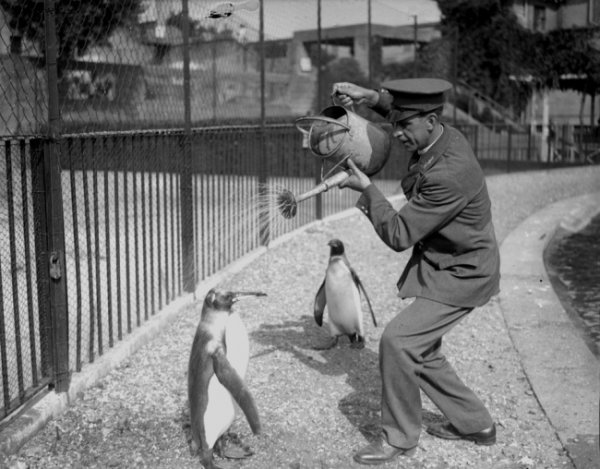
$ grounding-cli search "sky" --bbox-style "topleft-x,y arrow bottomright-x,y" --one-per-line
140,0 -> 442,40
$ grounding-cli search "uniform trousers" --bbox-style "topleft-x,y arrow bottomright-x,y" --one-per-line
379,297 -> 493,449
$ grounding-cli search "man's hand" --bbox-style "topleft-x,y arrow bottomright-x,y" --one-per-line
339,159 -> 372,192
332,82 -> 379,108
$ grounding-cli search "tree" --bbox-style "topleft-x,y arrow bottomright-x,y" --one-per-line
434,0 -> 534,115
533,28 -> 600,94
0,0 -> 142,75
433,0 -> 600,120
312,57 -> 368,114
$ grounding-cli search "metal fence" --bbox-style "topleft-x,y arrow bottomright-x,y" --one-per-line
0,0 -> 448,135
1,119 -> 594,420
0,0 -> 598,423
0,123 -> 403,420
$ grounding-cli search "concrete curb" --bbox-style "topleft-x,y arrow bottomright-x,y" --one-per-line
498,191 -> 600,468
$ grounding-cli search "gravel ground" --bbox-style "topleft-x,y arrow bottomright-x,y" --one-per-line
2,166 -> 599,469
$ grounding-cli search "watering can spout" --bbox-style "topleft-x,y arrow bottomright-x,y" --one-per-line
277,170 -> 350,219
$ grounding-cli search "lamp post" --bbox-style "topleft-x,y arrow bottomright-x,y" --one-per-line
316,0 -> 323,220
258,0 -> 269,245
367,0 -> 372,86
453,25 -> 458,125
413,15 -> 418,78
317,0 -> 322,111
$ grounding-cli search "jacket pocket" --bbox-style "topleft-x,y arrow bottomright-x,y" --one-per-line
423,250 -> 480,271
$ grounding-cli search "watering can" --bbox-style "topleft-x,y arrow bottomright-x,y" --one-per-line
278,105 -> 392,218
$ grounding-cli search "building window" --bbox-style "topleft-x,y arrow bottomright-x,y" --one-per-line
533,5 -> 546,32
592,0 -> 600,25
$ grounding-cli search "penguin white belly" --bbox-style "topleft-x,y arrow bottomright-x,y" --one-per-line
325,263 -> 363,336
203,312 -> 250,448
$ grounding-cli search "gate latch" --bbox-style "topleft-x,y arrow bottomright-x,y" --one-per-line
49,252 -> 62,280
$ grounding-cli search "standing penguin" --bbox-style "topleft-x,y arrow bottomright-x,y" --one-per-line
188,288 -> 266,469
313,239 -> 377,349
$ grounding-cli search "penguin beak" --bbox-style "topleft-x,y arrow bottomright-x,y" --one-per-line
231,291 -> 267,303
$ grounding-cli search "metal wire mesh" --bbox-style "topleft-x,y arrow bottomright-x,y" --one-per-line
0,0 -> 442,135
0,0 -> 597,422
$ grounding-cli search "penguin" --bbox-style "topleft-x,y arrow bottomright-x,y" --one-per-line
188,288 -> 266,469
313,239 -> 377,349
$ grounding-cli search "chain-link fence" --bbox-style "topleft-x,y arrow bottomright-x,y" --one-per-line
0,0 -> 597,424
0,0 -> 426,421
0,0 -> 446,134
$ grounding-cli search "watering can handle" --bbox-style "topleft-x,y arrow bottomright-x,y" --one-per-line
294,115 -> 351,135
331,90 -> 356,113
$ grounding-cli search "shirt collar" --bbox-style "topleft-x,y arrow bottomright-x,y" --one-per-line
418,125 -> 444,155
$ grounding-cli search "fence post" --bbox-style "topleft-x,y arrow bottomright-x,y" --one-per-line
42,0 -> 70,392
30,139 -> 53,391
258,0 -> 270,245
180,0 -> 195,292
315,0 -> 323,220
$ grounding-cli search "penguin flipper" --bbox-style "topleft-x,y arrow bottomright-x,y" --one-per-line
212,350 -> 261,435
313,279 -> 327,327
349,269 -> 378,327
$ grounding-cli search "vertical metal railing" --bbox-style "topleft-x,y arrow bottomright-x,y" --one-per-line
5,141 -> 23,399
0,137 -> 48,418
0,118 -> 596,420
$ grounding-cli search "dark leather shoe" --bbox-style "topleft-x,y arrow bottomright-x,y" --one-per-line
353,437 -> 416,465
426,422 -> 496,446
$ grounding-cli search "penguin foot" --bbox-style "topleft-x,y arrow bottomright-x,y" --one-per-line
349,334 -> 365,349
215,433 -> 254,460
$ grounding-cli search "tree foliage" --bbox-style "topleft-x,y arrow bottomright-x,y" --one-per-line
311,56 -> 368,113
0,0 -> 142,73
430,0 -> 600,115
532,28 -> 600,94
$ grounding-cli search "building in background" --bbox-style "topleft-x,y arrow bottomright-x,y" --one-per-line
511,0 -> 600,125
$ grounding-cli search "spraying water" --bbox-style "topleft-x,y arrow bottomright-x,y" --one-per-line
256,182 -> 302,236
195,178 -> 297,279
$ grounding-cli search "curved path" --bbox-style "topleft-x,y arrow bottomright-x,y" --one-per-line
499,191 -> 600,469
0,166 -> 599,468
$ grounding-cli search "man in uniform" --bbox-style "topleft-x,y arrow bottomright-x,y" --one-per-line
332,78 -> 500,465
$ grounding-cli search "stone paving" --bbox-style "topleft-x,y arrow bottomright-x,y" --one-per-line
0,166 -> 599,469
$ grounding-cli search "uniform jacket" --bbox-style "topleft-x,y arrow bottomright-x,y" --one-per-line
355,124 -> 500,307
